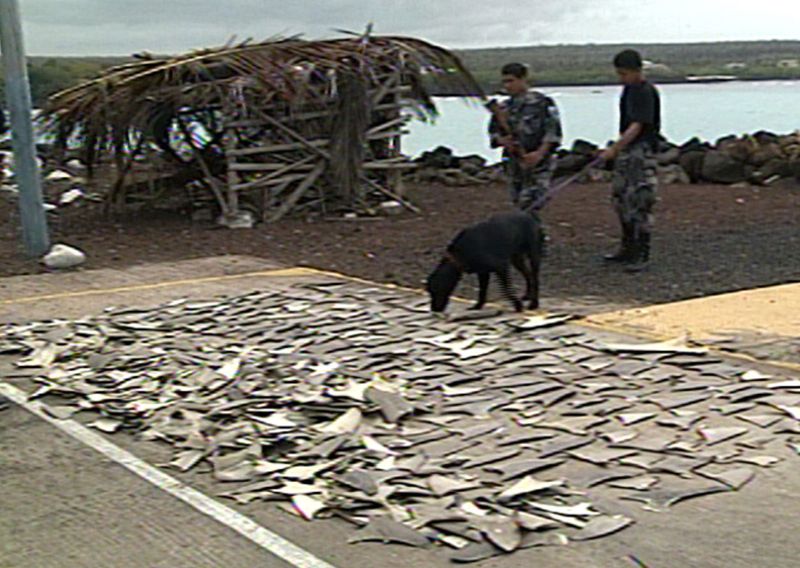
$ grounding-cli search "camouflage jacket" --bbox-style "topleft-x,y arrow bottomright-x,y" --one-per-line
488,91 -> 562,157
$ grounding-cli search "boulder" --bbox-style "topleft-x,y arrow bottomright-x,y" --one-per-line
759,158 -> 793,179
458,154 -> 488,175
571,139 -> 599,156
778,134 -> 800,150
752,131 -> 780,146
679,137 -> 711,154
555,153 -> 592,175
42,244 -> 86,269
719,139 -> 754,163
701,150 -> 747,184
658,164 -> 691,185
749,143 -> 784,167
416,146 -> 456,169
791,159 -> 800,181
714,134 -> 738,149
656,147 -> 681,166
655,136 -> 676,153
679,150 -> 706,183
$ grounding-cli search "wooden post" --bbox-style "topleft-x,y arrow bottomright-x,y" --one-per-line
0,0 -> 50,256
221,96 -> 240,217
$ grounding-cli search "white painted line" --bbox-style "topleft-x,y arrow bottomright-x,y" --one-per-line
0,380 -> 338,568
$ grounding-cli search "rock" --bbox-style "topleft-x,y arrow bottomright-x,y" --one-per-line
714,134 -> 738,149
458,154 -> 487,169
759,158 -> 793,179
555,153 -> 591,175
719,139 -> 754,163
752,131 -> 780,146
656,147 -> 681,166
791,159 -> 800,180
679,137 -> 711,154
701,150 -> 747,184
45,169 -> 73,182
380,201 -> 403,216
42,244 -> 86,269
778,134 -> 800,150
217,210 -> 255,229
458,155 -> 487,175
679,151 -> 706,183
571,139 -> 599,156
658,164 -> 691,185
416,146 -> 456,169
59,188 -> 84,206
749,143 -> 784,167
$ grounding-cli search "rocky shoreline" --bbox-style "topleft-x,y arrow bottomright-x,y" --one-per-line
412,131 -> 800,188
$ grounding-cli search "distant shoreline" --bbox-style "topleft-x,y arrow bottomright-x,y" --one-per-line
432,75 -> 799,97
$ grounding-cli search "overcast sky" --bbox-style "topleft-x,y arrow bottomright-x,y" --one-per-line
19,1 -> 800,56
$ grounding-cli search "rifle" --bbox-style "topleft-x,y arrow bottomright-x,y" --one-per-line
485,98 -> 523,158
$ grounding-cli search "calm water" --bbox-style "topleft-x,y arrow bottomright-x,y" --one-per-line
404,81 -> 800,161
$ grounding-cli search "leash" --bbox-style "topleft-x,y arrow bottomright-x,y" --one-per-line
527,156 -> 604,212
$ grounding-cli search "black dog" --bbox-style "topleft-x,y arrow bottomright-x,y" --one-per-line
426,212 -> 544,313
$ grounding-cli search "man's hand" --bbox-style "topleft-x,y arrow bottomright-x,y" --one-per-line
522,149 -> 545,168
599,145 -> 619,162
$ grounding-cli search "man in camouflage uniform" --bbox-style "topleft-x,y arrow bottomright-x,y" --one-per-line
600,49 -> 661,272
488,63 -> 562,214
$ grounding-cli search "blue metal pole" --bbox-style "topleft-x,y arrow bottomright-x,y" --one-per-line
0,0 -> 50,257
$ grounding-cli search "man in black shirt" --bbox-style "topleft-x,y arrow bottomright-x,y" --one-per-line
600,49 -> 661,272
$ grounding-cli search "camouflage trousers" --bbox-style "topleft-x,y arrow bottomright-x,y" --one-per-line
506,156 -> 556,213
612,143 -> 658,233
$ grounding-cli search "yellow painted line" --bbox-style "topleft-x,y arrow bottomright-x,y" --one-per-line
0,267 -> 314,306
579,312 -> 800,373
296,265 -> 510,308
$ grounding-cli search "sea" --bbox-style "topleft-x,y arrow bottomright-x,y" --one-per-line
404,80 -> 800,161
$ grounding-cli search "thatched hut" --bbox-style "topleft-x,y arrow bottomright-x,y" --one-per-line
42,34 -> 484,222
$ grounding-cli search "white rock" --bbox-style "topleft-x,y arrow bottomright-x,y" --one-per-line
65,159 -> 86,170
59,188 -> 84,205
217,210 -> 255,229
45,169 -> 73,182
42,244 -> 86,269
380,200 -> 403,215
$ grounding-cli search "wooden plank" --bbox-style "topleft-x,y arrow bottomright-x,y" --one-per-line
250,106 -> 420,214
363,162 -> 417,170
367,116 -> 409,136
226,99 -> 408,129
267,162 -> 325,222
229,163 -> 316,172
367,129 -> 409,141
230,156 -> 315,191
227,139 -> 328,156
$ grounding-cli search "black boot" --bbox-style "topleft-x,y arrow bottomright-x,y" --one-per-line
625,231 -> 651,272
603,223 -> 634,263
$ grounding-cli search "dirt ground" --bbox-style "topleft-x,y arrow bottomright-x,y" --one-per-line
2,179 -> 799,308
